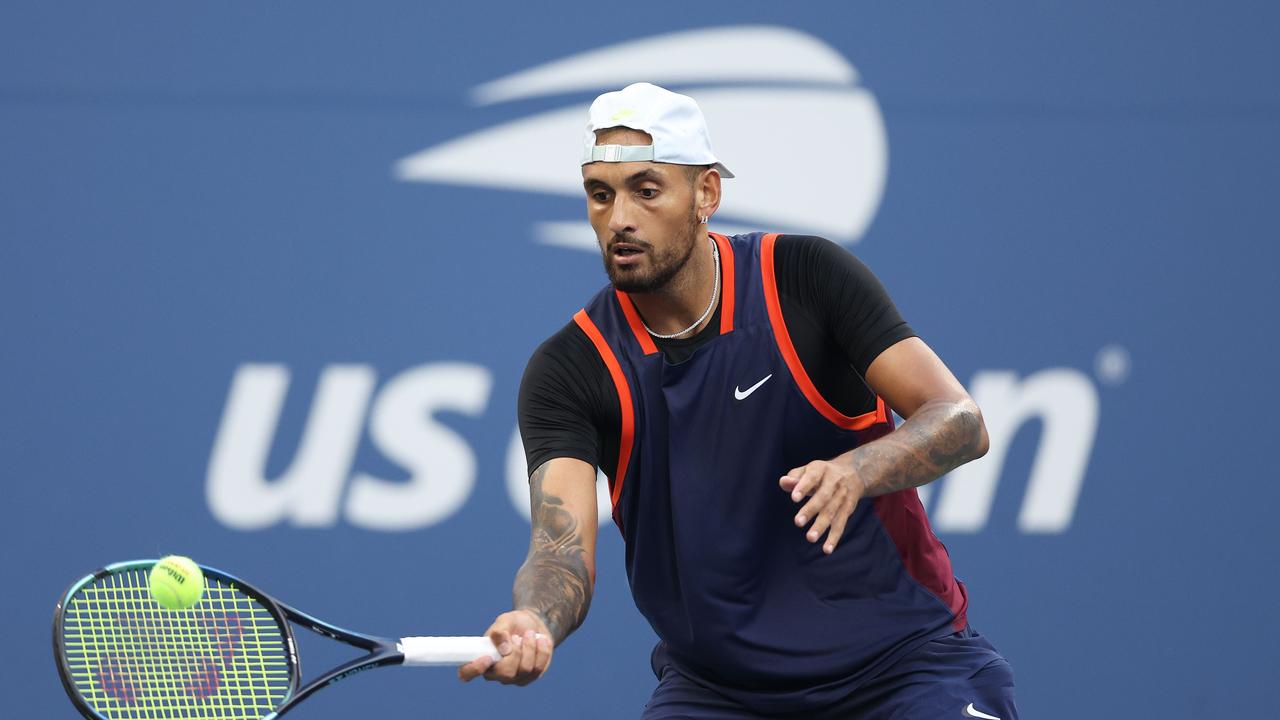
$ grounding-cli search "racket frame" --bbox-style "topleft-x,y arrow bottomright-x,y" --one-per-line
53,559 -> 424,720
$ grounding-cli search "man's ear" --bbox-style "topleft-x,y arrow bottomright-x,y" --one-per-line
696,168 -> 723,221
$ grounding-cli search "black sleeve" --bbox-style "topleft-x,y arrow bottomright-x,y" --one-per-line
774,234 -> 916,377
517,321 -> 620,477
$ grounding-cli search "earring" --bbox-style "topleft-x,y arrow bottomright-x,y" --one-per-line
699,215 -> 709,224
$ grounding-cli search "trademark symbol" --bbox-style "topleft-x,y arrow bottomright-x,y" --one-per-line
1094,345 -> 1130,386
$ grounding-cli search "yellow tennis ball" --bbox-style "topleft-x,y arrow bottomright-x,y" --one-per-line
149,555 -> 204,610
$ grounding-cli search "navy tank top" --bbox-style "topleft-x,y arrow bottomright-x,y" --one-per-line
572,233 -> 967,713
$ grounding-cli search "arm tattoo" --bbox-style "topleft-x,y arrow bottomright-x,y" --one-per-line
513,463 -> 593,644
849,399 -> 987,497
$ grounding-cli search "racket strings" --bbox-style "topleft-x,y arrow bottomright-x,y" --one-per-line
61,569 -> 291,719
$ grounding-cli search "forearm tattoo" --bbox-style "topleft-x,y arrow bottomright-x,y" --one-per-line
852,399 -> 987,497
513,463 -> 593,644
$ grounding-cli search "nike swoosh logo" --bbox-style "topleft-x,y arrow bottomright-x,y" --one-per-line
734,374 -> 773,401
962,703 -> 1001,720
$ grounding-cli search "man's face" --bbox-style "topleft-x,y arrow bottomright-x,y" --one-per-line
582,128 -> 700,293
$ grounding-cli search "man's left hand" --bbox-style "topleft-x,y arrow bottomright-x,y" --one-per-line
780,459 -> 868,555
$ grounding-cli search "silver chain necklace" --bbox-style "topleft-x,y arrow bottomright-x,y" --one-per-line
641,238 -> 720,340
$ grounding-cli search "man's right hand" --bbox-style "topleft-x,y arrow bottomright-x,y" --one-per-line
457,609 -> 554,685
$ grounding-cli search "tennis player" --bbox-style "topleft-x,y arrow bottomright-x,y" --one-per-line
460,82 -> 1018,719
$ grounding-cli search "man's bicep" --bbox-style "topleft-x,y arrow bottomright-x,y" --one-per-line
864,337 -> 971,419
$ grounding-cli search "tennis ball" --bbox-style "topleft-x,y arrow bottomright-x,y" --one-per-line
149,555 -> 204,610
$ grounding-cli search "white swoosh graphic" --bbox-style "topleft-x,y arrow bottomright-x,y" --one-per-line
962,703 -> 1002,720
471,25 -> 856,105
395,26 -> 888,244
734,374 -> 773,401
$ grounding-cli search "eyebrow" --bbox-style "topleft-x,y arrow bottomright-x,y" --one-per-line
624,169 -> 663,185
583,168 -> 666,192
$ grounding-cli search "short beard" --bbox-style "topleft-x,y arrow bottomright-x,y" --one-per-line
602,212 -> 700,293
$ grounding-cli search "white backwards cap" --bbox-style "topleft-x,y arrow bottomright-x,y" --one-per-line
582,82 -> 734,178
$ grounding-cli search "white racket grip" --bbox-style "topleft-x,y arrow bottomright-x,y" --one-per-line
398,636 -> 500,666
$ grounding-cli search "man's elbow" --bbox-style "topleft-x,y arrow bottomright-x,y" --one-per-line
961,397 -> 990,460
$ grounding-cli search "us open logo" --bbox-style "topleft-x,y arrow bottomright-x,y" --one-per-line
394,25 -> 889,249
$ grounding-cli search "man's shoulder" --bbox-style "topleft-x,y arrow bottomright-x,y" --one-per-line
534,318 -> 591,358
520,315 -> 612,422
709,231 -> 836,264
766,234 -> 861,291
527,317 -> 605,378
721,232 -> 848,264
772,233 -> 845,259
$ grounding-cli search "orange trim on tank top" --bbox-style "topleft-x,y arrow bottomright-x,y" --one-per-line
614,290 -> 659,355
710,232 -> 735,333
760,233 -> 887,431
573,310 -> 634,523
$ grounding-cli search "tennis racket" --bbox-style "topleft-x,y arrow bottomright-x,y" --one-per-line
53,559 -> 499,719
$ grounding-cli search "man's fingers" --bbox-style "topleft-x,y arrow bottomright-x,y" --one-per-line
517,631 -> 537,676
790,466 -> 819,502
486,626 -> 515,656
786,463 -> 826,503
824,511 -> 849,554
795,490 -> 830,528
457,655 -> 494,682
806,510 -> 833,543
779,466 -> 805,492
535,633 -> 552,672
516,633 -> 550,686
484,634 -> 523,682
789,466 -> 857,547
794,467 -> 840,527
465,613 -> 557,686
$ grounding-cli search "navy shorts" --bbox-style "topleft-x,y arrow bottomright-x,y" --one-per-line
641,627 -> 1018,720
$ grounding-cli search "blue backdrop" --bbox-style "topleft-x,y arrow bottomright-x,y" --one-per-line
4,2 -> 1278,718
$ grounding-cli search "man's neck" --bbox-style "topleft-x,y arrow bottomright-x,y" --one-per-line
627,231 -> 719,338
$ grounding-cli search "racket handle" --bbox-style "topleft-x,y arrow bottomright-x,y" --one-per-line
398,636 -> 500,666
